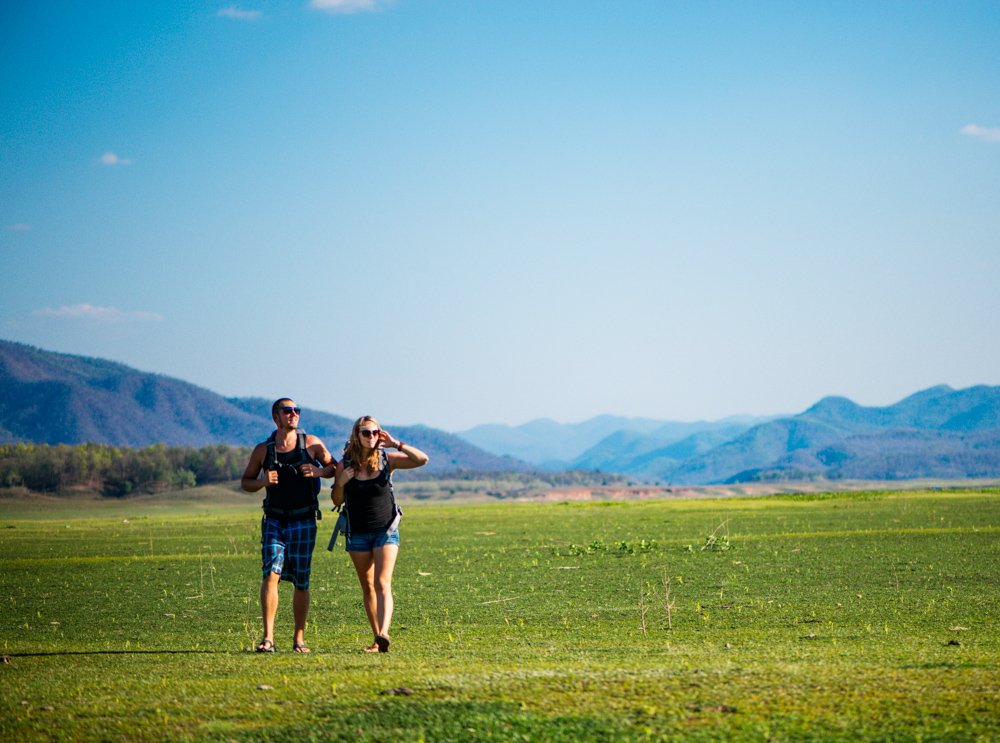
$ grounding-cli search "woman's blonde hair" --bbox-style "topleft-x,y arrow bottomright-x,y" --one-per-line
343,416 -> 382,474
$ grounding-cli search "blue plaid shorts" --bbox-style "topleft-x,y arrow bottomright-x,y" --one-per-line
261,516 -> 317,590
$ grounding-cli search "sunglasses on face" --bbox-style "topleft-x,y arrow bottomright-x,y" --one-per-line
280,407 -> 301,415
359,429 -> 381,438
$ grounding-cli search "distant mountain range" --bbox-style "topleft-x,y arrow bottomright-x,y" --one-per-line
683,386 -> 1000,485
458,415 -> 667,466
454,387 -> 1000,484
4,339 -> 999,484
457,415 -> 777,470
0,340 -> 520,475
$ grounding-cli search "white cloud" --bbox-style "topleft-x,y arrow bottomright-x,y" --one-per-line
218,6 -> 262,20
99,151 -> 132,166
310,0 -> 385,14
7,223 -> 31,232
34,304 -> 163,323
960,124 -> 1000,143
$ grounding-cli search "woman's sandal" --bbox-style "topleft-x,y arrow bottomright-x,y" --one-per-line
362,642 -> 380,653
292,643 -> 311,654
255,639 -> 276,653
375,634 -> 391,653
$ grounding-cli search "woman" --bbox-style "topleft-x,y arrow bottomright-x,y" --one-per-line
332,416 -> 428,653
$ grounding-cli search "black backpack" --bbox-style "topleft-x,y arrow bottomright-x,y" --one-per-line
262,430 -> 322,521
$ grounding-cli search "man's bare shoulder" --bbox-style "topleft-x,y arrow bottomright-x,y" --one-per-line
305,434 -> 335,458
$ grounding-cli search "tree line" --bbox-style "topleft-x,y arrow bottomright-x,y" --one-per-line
0,443 -> 633,498
0,443 -> 251,497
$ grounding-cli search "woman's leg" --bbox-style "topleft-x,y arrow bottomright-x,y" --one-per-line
372,544 -> 399,638
349,550 -> 378,643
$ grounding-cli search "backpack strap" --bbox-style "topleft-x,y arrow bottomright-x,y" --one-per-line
326,453 -> 351,551
380,449 -> 391,481
263,431 -> 278,471
381,448 -> 402,534
297,430 -> 322,520
269,430 -> 313,468
326,502 -> 349,551
262,431 -> 277,513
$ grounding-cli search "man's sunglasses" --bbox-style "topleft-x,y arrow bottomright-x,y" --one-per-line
280,407 -> 301,414
359,429 -> 381,438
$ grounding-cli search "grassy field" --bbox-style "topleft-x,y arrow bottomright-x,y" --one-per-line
1,486 -> 998,741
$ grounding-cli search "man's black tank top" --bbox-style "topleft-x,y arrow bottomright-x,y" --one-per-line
344,463 -> 394,533
264,449 -> 315,517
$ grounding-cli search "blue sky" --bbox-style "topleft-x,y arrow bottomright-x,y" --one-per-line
2,1 -> 998,432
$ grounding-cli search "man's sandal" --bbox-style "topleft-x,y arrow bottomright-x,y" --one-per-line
292,643 -> 311,653
255,639 -> 276,653
375,634 -> 391,653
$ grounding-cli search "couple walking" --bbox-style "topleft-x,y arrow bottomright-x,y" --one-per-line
240,398 -> 428,654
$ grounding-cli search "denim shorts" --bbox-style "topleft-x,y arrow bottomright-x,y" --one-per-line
345,528 -> 400,553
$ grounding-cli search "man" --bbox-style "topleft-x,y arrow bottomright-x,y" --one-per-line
241,398 -> 335,653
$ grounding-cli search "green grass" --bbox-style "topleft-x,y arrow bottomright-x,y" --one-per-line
1,488 -> 998,741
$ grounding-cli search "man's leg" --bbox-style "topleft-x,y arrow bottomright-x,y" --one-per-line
292,587 -> 310,651
287,518 -> 316,652
259,518 -> 284,651
259,571 -> 280,649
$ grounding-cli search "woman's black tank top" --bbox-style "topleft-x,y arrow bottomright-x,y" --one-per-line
344,461 -> 394,533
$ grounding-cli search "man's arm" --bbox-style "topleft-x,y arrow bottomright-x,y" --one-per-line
303,436 -> 336,479
240,443 -> 274,492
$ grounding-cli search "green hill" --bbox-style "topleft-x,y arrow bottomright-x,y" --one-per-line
0,340 -> 520,474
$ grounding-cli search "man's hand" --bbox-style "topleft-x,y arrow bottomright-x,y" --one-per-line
299,463 -> 321,478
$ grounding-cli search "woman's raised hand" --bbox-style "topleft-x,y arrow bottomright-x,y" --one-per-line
377,429 -> 399,449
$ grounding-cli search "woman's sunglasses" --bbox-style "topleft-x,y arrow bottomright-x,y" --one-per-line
359,429 -> 381,438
